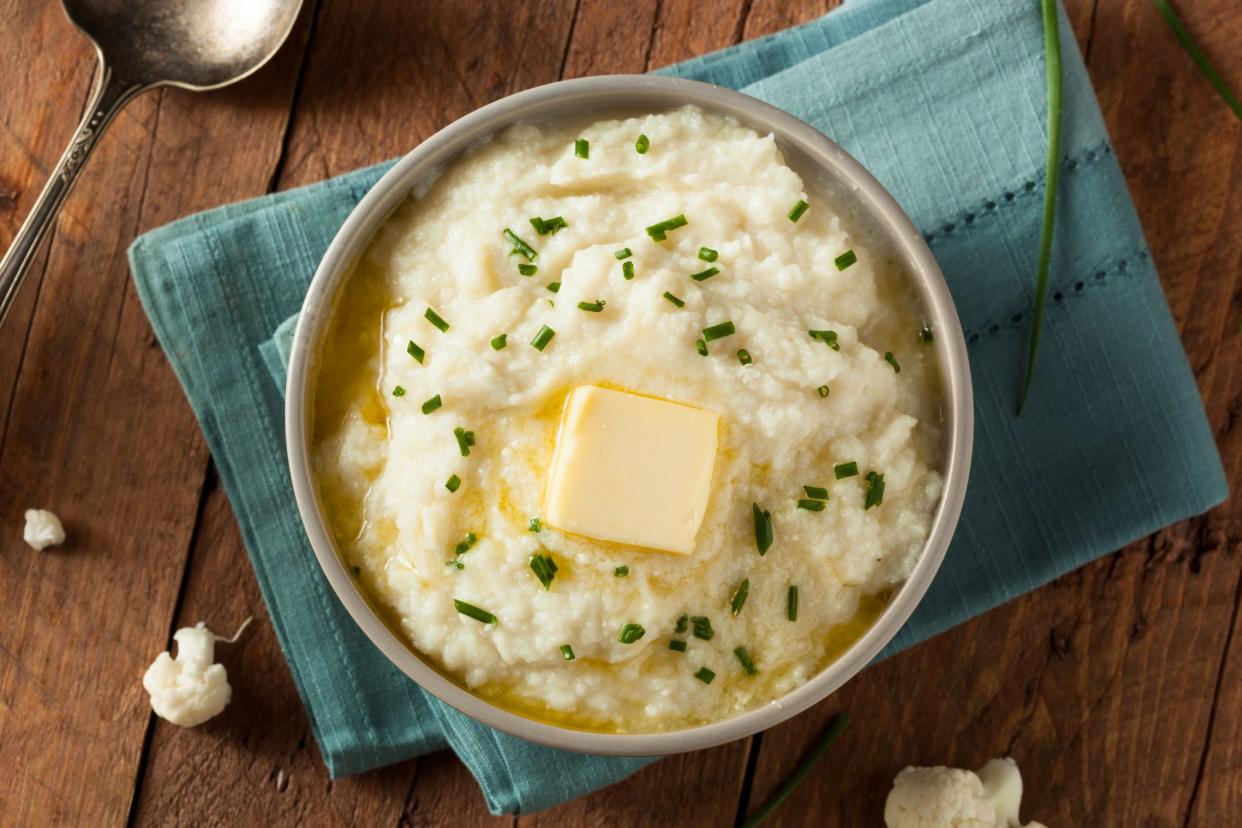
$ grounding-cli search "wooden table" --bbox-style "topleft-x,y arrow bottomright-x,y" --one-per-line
1,1 -> 1238,824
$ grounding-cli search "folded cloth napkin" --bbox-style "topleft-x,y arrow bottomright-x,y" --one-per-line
128,0 -> 1227,815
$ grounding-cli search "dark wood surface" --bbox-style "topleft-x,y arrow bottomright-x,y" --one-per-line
0,1 -> 1237,825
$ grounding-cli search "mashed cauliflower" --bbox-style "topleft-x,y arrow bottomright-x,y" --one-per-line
311,107 -> 943,732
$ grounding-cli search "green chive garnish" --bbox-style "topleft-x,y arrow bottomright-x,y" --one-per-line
615,565 -> 630,577
797,499 -> 826,512
503,228 -> 537,261
518,263 -> 538,277
803,485 -> 829,500
884,351 -> 901,372
739,716 -> 850,828
690,266 -> 719,282
528,517 -> 542,532
698,247 -> 718,262
445,474 -> 461,493
421,394 -> 442,414
919,326 -> 934,343
546,282 -> 561,293
615,247 -> 633,260
816,385 -> 830,398
730,579 -> 750,616
622,260 -> 635,280
691,616 -> 714,641
574,138 -> 589,158
425,307 -> 450,332
675,614 -> 688,634
864,471 -> 886,509
646,214 -> 688,242
453,599 -> 496,625
695,667 -> 716,684
407,340 -> 425,363
663,291 -> 685,308
618,623 -> 645,644
696,338 -> 708,357
453,532 -> 478,556
752,503 -> 773,556
702,321 -> 735,342
529,216 -> 568,236
787,200 -> 809,222
445,559 -> 464,570
737,349 -> 753,366
350,565 -> 361,577
787,586 -> 798,622
1154,0 -> 1241,119
530,325 -> 556,351
453,426 -> 475,456
578,299 -> 606,313
635,134 -> 650,154
490,333 -> 507,350
834,249 -> 857,271
669,639 -> 687,652
809,330 -> 840,350
834,462 -> 859,479
392,386 -> 406,397
560,644 -> 575,661
529,553 -> 558,590
734,646 -> 758,675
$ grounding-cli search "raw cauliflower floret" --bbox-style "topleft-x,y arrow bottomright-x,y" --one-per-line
142,622 -> 239,727
23,508 -> 65,551
884,758 -> 1048,828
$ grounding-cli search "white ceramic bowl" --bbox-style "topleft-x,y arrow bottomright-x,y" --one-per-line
285,75 -> 973,756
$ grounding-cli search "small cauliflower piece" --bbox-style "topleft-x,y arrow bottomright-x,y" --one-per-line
23,508 -> 66,551
884,758 -> 1047,828
142,621 -> 248,727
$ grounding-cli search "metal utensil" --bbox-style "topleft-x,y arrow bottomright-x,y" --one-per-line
0,0 -> 303,327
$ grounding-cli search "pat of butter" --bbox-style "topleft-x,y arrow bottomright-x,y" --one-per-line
545,385 -> 719,554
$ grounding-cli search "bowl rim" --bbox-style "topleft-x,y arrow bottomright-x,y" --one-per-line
285,73 -> 973,756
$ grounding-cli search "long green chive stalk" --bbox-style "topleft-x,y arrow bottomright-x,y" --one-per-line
1152,0 -> 1241,120
1019,0 -> 1063,414
740,714 -> 850,828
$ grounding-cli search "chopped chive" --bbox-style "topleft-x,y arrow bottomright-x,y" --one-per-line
702,321 -> 735,342
453,599 -> 496,625
663,291 -> 685,308
817,385 -> 831,398
490,333 -> 508,350
546,282 -> 561,293
675,614 -> 689,634
635,134 -> 650,154
884,351 -> 901,373
407,340 -> 425,363
690,615 -> 714,641
615,565 -> 630,577
453,426 -> 475,456
752,503 -> 773,556
797,499 -> 826,512
696,338 -> 708,357
518,263 -> 538,277
453,532 -> 478,556
668,639 -> 687,652
734,646 -> 758,675
529,553 -> 559,590
646,214 -> 688,242
392,385 -> 406,397
445,474 -> 461,493
787,585 -> 798,621
622,260 -> 635,280
740,716 -> 850,828
529,216 -> 568,236
530,324 -> 556,351
425,307 -> 450,332
690,266 -> 719,282
528,517 -> 542,533
803,485 -> 829,500
730,578 -> 750,616
834,462 -> 859,479
809,330 -> 840,350
737,349 -> 753,366
503,228 -> 537,261
350,565 -> 361,577
421,394 -> 442,414
618,623 -> 645,644
695,667 -> 716,684
787,199 -> 809,222
864,471 -> 886,510
578,299 -> 606,313
919,326 -> 934,343
574,138 -> 589,158
698,247 -> 719,263
834,249 -> 858,271
445,559 -> 464,570
615,247 -> 633,260
560,644 -> 575,661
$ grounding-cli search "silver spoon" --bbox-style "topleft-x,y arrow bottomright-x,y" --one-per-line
0,0 -> 303,327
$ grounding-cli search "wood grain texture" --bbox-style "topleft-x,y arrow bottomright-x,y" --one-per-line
0,0 -> 1238,826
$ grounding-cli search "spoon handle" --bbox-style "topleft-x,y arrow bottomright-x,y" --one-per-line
0,54 -> 144,327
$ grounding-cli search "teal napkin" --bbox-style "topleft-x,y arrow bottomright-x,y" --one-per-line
128,0 -> 1227,815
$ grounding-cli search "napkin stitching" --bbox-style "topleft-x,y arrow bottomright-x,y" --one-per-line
922,141 -> 1114,245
